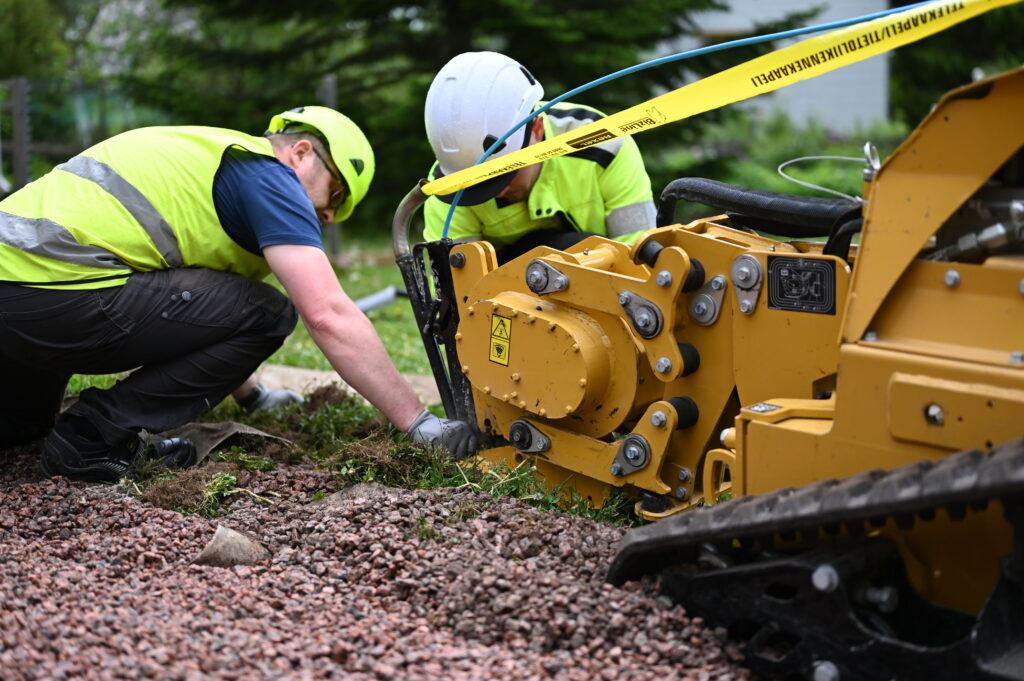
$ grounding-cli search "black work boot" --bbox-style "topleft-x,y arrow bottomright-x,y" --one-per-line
41,417 -> 197,482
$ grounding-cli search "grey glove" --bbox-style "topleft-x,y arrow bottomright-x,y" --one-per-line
407,409 -> 480,459
238,383 -> 304,414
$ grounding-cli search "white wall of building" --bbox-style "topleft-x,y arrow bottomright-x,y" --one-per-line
677,0 -> 891,132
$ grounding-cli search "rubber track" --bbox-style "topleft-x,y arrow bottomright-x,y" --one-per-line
608,439 -> 1024,585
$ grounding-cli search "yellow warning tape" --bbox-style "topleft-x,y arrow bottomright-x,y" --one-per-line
422,0 -> 1020,198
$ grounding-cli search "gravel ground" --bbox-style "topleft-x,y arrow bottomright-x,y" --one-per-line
0,445 -> 750,681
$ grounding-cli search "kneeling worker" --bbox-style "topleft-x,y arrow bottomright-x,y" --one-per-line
423,51 -> 657,263
0,106 -> 477,481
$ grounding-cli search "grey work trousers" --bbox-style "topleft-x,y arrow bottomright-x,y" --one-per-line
0,267 -> 297,449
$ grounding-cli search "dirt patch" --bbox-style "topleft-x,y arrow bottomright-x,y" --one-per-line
302,383 -> 353,413
141,462 -> 250,512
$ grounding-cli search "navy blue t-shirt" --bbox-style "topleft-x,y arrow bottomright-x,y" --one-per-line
212,146 -> 324,255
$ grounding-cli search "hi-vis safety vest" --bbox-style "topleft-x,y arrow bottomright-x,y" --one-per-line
0,126 -> 278,290
423,100 -> 654,247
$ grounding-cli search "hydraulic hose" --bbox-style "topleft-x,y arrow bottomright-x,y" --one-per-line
657,177 -> 859,238
392,181 -> 429,260
822,217 -> 863,260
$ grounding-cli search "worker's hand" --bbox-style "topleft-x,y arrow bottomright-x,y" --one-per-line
238,383 -> 305,414
407,409 -> 479,459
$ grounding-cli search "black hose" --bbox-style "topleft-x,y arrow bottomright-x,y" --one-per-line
822,204 -> 865,261
823,218 -> 863,260
392,181 -> 429,259
657,177 -> 860,238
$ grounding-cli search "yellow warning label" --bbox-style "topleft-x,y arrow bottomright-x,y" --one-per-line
489,339 -> 510,366
489,314 -> 511,365
491,315 -> 511,339
422,0 -> 1018,198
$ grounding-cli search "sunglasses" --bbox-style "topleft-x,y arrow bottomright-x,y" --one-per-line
310,145 -> 347,213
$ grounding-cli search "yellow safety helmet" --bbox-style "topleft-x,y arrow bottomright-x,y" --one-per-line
266,106 -> 375,222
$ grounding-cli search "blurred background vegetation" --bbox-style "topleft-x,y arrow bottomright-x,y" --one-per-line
3,0 -> 1020,238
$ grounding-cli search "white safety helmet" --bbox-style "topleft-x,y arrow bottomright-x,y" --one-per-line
425,51 -> 544,205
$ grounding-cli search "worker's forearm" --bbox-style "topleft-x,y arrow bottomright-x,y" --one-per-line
232,375 -> 260,400
307,313 -> 424,431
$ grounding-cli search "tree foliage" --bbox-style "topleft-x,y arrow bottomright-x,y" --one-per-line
889,1 -> 1024,125
0,0 -> 67,79
12,1 -> 1017,224
119,0 -> 770,229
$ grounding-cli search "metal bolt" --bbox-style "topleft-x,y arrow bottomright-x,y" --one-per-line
710,276 -> 725,291
650,411 -> 667,428
863,331 -> 879,342
655,357 -> 673,374
526,265 -> 548,292
634,308 -> 655,331
674,487 -> 689,500
553,274 -> 568,290
736,267 -> 751,282
618,292 -> 633,306
811,564 -> 840,592
693,301 -> 707,317
610,463 -> 624,477
509,424 -> 531,449
449,252 -> 466,268
656,270 -> 673,287
1011,200 -> 1024,226
812,661 -> 841,681
1011,351 -> 1024,365
739,300 -> 753,314
861,586 -> 899,613
925,403 -> 945,425
944,270 -> 961,287
625,445 -> 641,462
677,468 -> 692,482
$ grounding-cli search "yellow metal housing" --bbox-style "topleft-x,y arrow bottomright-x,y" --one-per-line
444,68 -> 1024,613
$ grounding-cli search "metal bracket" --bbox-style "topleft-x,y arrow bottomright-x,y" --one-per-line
618,290 -> 664,339
731,254 -> 763,316
507,419 -> 551,455
525,259 -> 570,295
611,434 -> 652,477
689,275 -> 728,326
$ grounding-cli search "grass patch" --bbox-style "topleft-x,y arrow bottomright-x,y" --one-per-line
136,462 -> 278,517
452,458 -> 636,525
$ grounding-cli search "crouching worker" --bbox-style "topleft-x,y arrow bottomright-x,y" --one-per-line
0,106 -> 478,481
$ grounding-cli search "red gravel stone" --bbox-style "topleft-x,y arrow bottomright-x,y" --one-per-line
0,445 -> 750,681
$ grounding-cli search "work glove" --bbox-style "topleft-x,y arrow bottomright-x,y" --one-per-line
407,409 -> 480,459
238,383 -> 304,414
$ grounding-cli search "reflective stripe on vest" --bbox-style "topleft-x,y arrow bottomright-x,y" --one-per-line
0,127 -> 276,289
0,211 -> 128,270
56,155 -> 184,268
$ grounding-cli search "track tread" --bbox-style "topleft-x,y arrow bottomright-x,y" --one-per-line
609,439 -> 1024,585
